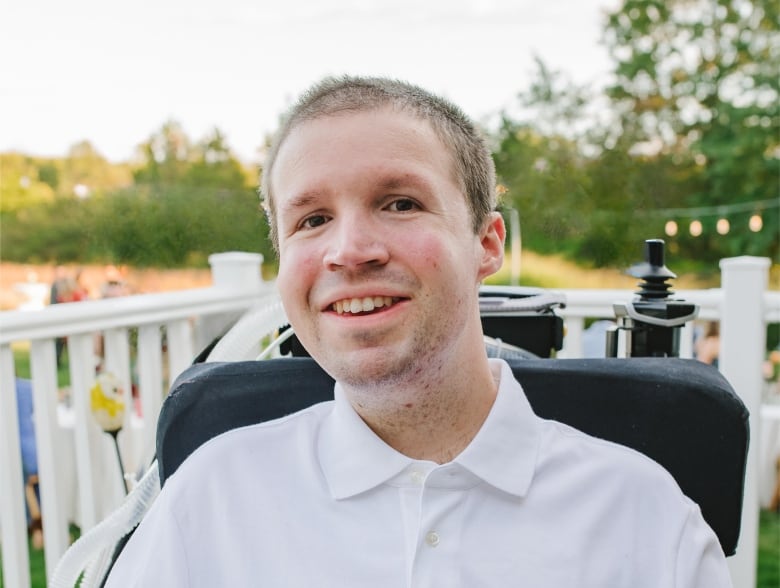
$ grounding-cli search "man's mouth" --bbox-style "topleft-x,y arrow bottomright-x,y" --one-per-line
331,296 -> 401,315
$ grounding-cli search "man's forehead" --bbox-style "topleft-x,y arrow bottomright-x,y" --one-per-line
292,107 -> 423,138
278,109 -> 426,165
267,106 -> 465,236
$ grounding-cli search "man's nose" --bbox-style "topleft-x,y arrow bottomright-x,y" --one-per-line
322,217 -> 390,270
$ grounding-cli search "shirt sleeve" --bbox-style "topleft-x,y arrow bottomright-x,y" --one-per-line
104,489 -> 190,587
675,503 -> 733,588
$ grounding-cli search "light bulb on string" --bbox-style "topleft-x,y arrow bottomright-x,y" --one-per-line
665,220 -> 678,236
749,214 -> 763,232
689,219 -> 703,237
716,218 -> 730,235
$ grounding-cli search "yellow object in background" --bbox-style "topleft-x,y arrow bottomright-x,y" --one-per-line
90,372 -> 125,432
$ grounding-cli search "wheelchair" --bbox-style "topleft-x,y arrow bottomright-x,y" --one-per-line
52,249 -> 749,587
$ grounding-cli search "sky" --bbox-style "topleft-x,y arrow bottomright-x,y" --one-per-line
1,0 -> 619,165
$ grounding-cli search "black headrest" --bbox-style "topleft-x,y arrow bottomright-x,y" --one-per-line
157,357 -> 748,555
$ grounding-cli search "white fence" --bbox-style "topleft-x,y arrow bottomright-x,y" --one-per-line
0,253 -> 778,588
0,252 -> 271,588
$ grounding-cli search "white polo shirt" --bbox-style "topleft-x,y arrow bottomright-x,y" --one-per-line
107,359 -> 731,587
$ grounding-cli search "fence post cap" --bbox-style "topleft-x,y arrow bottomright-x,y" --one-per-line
208,251 -> 264,264
718,256 -> 771,270
208,251 -> 264,289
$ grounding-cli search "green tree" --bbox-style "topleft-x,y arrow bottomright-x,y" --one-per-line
494,59 -> 658,267
87,185 -> 269,267
133,120 -> 194,185
603,0 -> 779,262
61,141 -> 132,196
37,162 -> 59,191
133,122 -> 253,189
110,122 -> 268,266
184,129 -> 251,189
494,119 -> 592,258
495,60 -> 590,254
0,153 -> 56,212
2,122 -> 271,267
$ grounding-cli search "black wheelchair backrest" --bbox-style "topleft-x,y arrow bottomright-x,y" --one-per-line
157,357 -> 748,556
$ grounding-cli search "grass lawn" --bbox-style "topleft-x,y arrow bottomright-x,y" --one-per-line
12,341 -> 71,388
1,539 -> 47,588
758,508 -> 780,587
0,526 -> 80,588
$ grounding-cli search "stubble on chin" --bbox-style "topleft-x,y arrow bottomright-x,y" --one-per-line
324,350 -> 418,390
325,327 -> 450,401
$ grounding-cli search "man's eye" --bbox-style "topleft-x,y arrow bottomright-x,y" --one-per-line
302,215 -> 327,229
388,198 -> 418,212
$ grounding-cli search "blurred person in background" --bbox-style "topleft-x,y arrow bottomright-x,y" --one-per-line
695,322 -> 720,367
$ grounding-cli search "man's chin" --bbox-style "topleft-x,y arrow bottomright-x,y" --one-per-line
319,349 -> 416,389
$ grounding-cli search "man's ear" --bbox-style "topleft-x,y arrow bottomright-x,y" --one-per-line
477,212 -> 506,282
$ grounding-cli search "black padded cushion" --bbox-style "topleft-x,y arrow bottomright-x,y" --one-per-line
157,357 -> 748,556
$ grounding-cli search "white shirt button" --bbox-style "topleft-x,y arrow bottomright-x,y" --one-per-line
410,470 -> 425,485
425,531 -> 440,547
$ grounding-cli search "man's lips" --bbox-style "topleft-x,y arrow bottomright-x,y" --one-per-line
330,296 -> 403,315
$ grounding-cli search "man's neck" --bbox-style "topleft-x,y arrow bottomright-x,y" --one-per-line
344,358 -> 500,464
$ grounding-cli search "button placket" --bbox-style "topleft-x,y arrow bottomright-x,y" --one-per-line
410,469 -> 426,486
411,485 -> 464,587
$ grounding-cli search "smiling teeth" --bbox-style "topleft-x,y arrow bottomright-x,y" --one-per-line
334,296 -> 395,314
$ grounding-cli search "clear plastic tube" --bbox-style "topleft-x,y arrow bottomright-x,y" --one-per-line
256,327 -> 296,360
483,336 -> 539,359
478,291 -> 566,313
206,292 -> 288,362
50,463 -> 160,588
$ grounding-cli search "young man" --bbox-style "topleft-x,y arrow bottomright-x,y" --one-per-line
106,77 -> 731,586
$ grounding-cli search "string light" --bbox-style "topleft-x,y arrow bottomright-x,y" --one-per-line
644,198 -> 777,238
655,198 -> 777,218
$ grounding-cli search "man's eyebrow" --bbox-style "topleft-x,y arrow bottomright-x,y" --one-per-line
280,175 -> 433,215
279,191 -> 326,214
376,173 -> 432,192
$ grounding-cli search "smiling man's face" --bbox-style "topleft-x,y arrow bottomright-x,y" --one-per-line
273,107 -> 503,389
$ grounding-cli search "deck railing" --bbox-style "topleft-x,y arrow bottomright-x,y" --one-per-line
1,253 -> 777,588
1,252 -> 272,587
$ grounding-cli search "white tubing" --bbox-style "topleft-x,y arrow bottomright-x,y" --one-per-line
50,296 -> 289,587
52,295 -> 289,586
479,292 -> 567,313
484,336 -> 538,359
256,327 -> 296,360
207,292 -> 289,362
50,464 -> 161,588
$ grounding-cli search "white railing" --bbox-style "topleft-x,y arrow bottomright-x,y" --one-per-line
0,252 -> 271,588
0,254 -> 777,588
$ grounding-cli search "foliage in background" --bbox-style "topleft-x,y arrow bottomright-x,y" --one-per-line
0,143 -> 133,213
603,0 -> 779,263
1,0 -> 777,273
0,186 -> 271,267
495,0 -> 778,269
1,122 -> 272,267
494,60 -> 703,268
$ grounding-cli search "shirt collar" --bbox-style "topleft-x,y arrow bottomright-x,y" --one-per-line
318,359 -> 541,499
318,384 -> 412,499
454,359 -> 541,497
